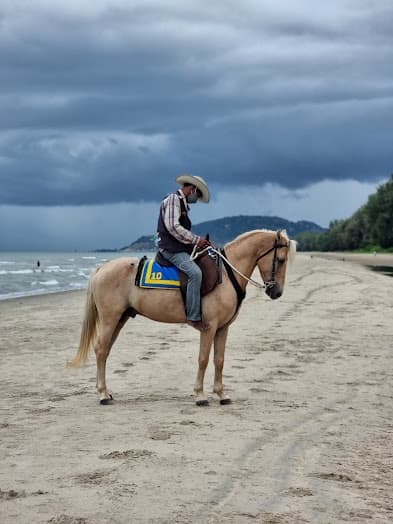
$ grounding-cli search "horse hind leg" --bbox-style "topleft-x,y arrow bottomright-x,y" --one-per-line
213,325 -> 231,405
95,313 -> 129,405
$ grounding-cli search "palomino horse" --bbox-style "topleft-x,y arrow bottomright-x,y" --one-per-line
68,229 -> 296,405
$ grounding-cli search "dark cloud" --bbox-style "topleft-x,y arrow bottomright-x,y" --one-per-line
1,0 -> 393,206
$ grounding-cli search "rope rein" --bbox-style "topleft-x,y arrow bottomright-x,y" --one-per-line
190,245 -> 266,290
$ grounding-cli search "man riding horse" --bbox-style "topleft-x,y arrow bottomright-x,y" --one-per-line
156,174 -> 211,332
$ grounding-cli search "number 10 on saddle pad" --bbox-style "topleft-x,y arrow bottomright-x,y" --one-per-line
139,259 -> 181,289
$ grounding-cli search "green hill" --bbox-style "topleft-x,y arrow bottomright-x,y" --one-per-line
296,174 -> 393,251
121,215 -> 324,251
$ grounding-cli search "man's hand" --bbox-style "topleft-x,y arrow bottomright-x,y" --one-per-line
196,237 -> 211,249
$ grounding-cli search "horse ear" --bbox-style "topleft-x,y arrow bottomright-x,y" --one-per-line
277,229 -> 282,241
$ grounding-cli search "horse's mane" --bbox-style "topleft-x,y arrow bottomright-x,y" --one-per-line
225,229 -> 297,263
225,229 -> 276,247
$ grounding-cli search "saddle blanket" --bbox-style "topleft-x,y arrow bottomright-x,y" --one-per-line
139,258 -> 181,289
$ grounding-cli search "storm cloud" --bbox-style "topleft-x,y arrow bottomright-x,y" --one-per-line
1,0 -> 393,207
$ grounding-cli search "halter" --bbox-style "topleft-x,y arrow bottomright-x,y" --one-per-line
255,239 -> 290,289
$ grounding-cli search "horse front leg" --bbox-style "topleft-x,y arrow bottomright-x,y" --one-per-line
194,328 -> 215,406
213,325 -> 231,405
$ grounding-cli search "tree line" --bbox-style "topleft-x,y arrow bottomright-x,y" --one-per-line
295,175 -> 393,252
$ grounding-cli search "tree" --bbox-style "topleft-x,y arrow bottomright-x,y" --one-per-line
295,174 -> 393,251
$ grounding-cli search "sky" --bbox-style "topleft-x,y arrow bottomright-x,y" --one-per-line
0,0 -> 392,250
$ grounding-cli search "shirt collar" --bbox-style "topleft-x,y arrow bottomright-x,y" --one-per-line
178,189 -> 190,210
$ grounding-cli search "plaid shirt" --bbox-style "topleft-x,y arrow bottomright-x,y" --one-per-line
161,190 -> 200,245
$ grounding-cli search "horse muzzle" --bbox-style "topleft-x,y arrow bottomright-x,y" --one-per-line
265,282 -> 282,300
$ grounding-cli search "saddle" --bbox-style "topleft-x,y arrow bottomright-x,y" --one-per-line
135,249 -> 222,302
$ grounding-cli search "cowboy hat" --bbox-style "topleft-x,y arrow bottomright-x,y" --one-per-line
175,174 -> 210,203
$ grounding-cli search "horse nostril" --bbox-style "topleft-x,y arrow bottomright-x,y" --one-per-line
266,285 -> 282,300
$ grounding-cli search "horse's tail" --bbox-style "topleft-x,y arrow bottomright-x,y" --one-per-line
67,272 -> 99,368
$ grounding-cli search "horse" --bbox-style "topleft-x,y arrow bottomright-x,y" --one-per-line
68,229 -> 296,406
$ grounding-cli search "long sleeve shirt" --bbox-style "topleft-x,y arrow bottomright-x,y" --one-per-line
161,190 -> 200,245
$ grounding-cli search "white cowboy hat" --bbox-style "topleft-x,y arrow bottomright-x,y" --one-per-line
175,174 -> 210,203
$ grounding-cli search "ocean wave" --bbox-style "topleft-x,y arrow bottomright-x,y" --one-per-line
39,279 -> 59,286
0,285 -> 87,301
0,269 -> 34,275
69,282 -> 86,289
0,251 -> 121,301
45,268 -> 74,273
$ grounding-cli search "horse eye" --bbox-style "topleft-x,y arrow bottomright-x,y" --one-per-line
277,257 -> 285,264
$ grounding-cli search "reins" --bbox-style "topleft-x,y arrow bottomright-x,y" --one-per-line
190,245 -> 266,289
190,238 -> 290,291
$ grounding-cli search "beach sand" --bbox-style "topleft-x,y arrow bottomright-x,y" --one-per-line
0,253 -> 392,523
310,251 -> 393,269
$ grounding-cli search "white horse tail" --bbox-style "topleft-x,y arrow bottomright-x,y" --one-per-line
68,271 -> 99,368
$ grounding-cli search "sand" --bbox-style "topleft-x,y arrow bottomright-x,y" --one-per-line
309,251 -> 393,269
0,253 -> 392,524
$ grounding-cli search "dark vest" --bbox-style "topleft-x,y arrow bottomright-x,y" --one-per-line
157,191 -> 193,253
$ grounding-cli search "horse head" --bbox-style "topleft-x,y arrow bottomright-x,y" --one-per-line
256,230 -> 296,300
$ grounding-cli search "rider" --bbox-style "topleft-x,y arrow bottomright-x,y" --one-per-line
157,174 -> 211,332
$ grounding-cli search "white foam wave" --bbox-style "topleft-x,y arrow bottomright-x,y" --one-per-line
39,279 -> 59,286
69,282 -> 86,289
45,268 -> 74,273
0,269 -> 34,275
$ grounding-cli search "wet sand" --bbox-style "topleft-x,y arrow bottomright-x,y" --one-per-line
1,253 -> 392,523
310,251 -> 393,269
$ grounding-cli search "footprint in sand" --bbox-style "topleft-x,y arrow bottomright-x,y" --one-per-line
0,489 -> 27,500
150,430 -> 171,440
309,472 -> 353,482
282,486 -> 313,497
99,449 -> 154,460
179,420 -> 199,426
49,395 -> 67,402
74,470 -> 113,485
0,489 -> 47,500
47,516 -> 87,524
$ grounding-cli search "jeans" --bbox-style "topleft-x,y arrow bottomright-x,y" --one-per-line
159,249 -> 202,321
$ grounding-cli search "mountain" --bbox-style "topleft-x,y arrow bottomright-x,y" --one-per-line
192,215 -> 324,244
120,215 -> 325,251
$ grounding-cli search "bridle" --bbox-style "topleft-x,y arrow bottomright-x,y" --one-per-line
256,238 -> 290,289
190,236 -> 290,291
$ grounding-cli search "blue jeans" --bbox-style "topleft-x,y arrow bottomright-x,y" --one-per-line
159,249 -> 202,321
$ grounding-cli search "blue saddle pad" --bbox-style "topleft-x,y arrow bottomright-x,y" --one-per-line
139,259 -> 181,289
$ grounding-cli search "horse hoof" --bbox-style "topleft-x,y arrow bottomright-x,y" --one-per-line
100,397 -> 113,405
196,399 -> 209,407
220,398 -> 232,405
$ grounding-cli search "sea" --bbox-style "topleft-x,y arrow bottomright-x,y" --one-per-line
0,251 -> 149,301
